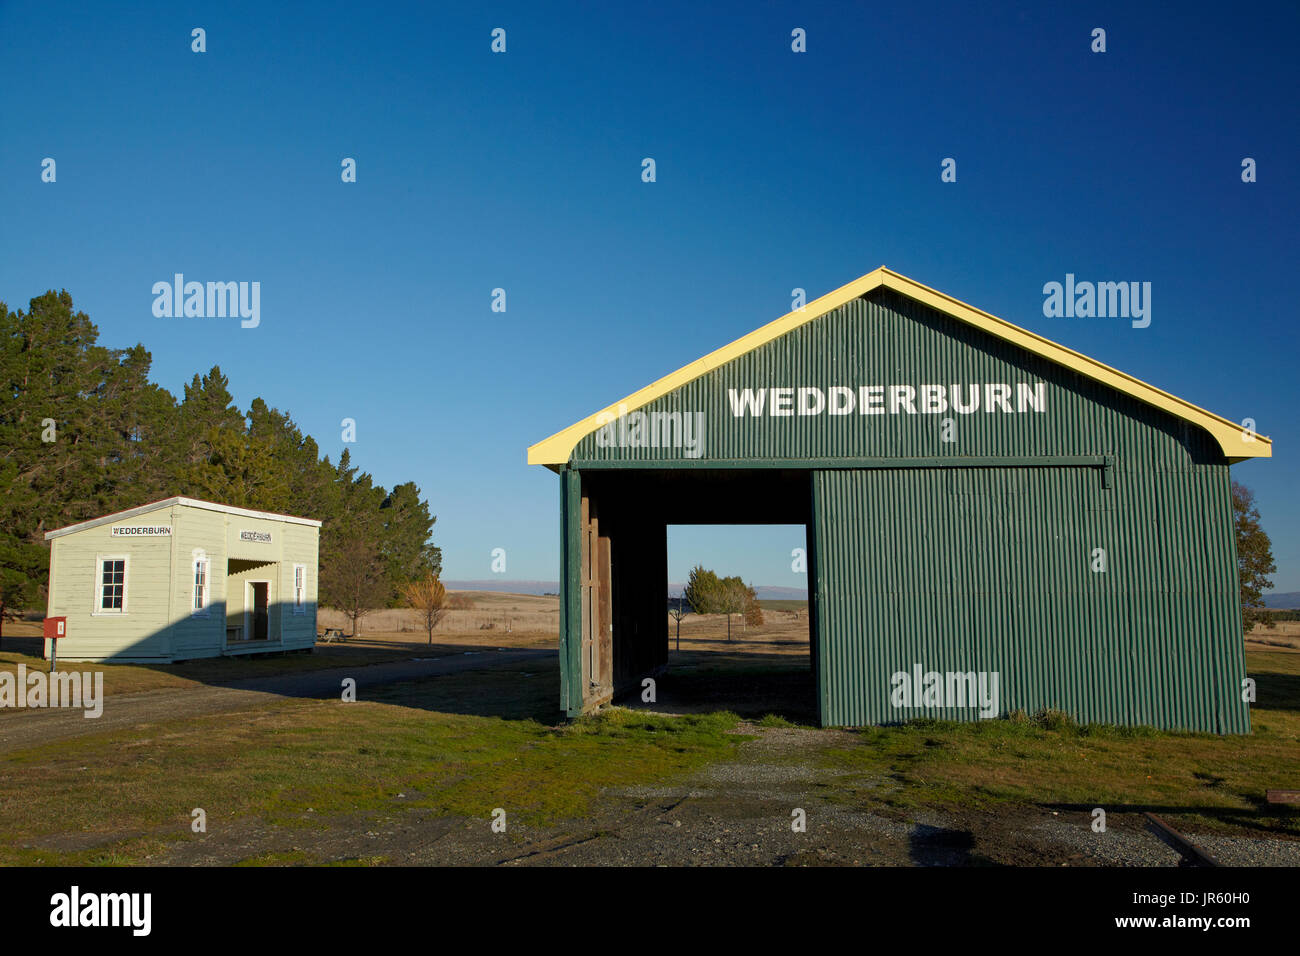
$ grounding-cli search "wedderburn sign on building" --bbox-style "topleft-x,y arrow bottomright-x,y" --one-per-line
726,382 -> 1046,417
110,525 -> 172,537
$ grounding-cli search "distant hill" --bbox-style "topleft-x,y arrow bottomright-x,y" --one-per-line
757,586 -> 808,600
1262,592 -> 1300,609
443,580 -> 559,595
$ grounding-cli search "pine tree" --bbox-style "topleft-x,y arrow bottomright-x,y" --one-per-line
684,565 -> 723,614
1,292 -> 442,631
378,482 -> 442,605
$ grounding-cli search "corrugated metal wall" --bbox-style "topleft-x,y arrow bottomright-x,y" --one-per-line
812,466 -> 1247,732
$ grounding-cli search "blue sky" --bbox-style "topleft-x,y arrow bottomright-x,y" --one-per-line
2,1 -> 1296,590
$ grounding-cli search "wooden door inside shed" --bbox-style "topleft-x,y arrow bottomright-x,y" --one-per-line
580,495 -> 613,708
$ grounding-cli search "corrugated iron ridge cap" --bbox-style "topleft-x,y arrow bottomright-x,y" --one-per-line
526,267 -> 1271,467
44,496 -> 323,539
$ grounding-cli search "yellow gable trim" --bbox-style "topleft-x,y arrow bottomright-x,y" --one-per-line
526,267 -> 1271,467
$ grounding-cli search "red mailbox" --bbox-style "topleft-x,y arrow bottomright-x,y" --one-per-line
42,616 -> 65,665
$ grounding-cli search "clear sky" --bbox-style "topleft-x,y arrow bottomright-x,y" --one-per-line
2,1 -> 1296,590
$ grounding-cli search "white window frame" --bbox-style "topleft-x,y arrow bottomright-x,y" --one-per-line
192,553 -> 211,616
293,564 -> 306,614
93,554 -> 130,615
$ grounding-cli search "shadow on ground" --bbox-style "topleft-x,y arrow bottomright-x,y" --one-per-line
617,654 -> 818,725
1043,801 -> 1300,839
2,625 -> 822,728
908,824 -> 998,866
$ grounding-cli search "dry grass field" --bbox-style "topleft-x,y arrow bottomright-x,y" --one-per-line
319,590 -> 561,640
1247,620 -> 1300,651
316,591 -> 811,653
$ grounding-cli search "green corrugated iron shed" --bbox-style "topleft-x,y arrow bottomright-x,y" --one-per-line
528,268 -> 1270,732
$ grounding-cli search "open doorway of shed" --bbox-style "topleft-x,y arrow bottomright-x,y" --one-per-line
630,524 -> 814,723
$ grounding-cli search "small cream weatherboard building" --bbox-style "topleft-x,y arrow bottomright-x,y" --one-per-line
43,497 -> 321,662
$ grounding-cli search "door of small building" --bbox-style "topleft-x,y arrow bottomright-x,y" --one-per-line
247,581 -> 270,641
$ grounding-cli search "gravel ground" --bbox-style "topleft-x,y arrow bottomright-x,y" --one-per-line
154,722 -> 1300,866
1187,834 -> 1300,866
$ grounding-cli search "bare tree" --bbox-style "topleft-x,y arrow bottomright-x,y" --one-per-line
668,596 -> 686,651
321,536 -> 388,638
402,573 -> 447,645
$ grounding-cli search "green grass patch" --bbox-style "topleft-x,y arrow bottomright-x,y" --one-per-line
813,650 -> 1300,836
0,660 -> 742,865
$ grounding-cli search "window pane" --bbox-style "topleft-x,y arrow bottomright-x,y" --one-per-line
101,560 -> 125,611
194,561 -> 206,610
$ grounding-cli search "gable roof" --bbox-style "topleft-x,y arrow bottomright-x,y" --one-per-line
527,266 -> 1271,468
44,496 -> 322,540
